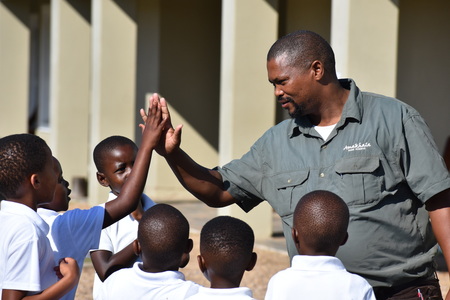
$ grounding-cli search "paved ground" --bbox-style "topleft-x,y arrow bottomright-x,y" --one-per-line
71,200 -> 450,299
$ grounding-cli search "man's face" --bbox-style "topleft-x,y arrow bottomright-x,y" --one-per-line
99,144 -> 137,196
267,56 -> 317,118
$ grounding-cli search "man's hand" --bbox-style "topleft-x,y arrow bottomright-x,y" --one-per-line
139,93 -> 182,156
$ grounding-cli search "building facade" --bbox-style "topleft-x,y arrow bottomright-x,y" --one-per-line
1,0 -> 449,238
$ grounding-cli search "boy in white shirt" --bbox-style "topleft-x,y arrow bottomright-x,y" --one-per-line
0,134 -> 79,299
187,216 -> 257,300
98,203 -> 199,299
37,94 -> 166,300
265,190 -> 375,300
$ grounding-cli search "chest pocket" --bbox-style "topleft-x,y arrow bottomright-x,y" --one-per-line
272,170 -> 309,218
334,156 -> 382,206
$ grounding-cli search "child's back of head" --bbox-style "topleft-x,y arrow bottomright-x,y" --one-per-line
137,203 -> 192,271
293,190 -> 349,256
0,133 -> 55,204
198,216 -> 257,288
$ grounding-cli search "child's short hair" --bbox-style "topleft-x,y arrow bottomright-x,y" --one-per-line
294,190 -> 349,253
0,134 -> 49,198
93,135 -> 138,172
200,216 -> 254,278
138,204 -> 190,268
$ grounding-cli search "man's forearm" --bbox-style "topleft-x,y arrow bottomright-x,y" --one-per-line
165,148 -> 236,207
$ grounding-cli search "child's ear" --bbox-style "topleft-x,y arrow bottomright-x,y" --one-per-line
179,238 -> 194,268
245,252 -> 258,271
197,255 -> 207,274
30,174 -> 41,190
291,227 -> 300,245
132,239 -> 141,256
186,238 -> 193,253
340,232 -> 349,246
96,172 -> 109,187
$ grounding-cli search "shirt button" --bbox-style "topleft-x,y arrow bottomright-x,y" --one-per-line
319,173 -> 325,178
287,179 -> 291,183
321,145 -> 327,149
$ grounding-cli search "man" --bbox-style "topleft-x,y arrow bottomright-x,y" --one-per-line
142,30 -> 450,300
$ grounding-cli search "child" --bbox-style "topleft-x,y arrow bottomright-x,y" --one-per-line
89,133 -> 158,298
264,190 -> 375,300
37,94 -> 166,299
187,215 -> 257,300
0,133 -> 79,299
97,203 -> 200,299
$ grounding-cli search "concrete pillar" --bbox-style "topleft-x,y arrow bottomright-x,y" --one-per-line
49,0 -> 90,196
331,0 -> 399,97
90,0 -> 138,203
218,0 -> 278,239
0,1 -> 30,136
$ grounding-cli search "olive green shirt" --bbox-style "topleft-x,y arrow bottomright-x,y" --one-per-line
216,79 -> 450,287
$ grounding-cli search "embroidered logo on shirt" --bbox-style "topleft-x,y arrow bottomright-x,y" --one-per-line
343,142 -> 371,152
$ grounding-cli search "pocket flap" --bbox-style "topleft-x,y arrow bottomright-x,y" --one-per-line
274,170 -> 309,189
335,156 -> 379,174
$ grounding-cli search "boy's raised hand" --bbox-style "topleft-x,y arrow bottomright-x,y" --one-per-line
139,93 -> 183,156
141,94 -> 168,150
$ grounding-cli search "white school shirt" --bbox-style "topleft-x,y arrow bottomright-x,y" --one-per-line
92,192 -> 156,299
98,262 -> 200,300
186,286 -> 255,299
265,255 -> 375,300
0,201 -> 57,297
38,205 -> 105,300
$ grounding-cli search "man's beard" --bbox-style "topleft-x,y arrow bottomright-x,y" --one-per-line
282,96 -> 305,118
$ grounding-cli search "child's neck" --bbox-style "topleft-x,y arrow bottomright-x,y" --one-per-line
209,275 -> 242,289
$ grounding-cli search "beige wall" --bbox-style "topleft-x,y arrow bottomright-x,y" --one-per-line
396,0 -> 450,154
0,1 -> 30,136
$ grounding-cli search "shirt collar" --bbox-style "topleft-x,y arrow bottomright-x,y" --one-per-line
1,200 -> 50,234
291,255 -> 346,271
288,78 -> 362,138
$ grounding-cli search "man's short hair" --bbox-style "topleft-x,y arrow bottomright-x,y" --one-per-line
267,30 -> 336,75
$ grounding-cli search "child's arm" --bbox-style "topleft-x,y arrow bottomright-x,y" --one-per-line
101,95 -> 166,228
90,241 -> 137,281
1,258 -> 79,300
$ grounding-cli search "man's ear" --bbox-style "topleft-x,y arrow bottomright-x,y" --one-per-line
133,239 -> 141,256
245,252 -> 258,271
96,172 -> 109,187
340,232 -> 349,246
311,60 -> 325,80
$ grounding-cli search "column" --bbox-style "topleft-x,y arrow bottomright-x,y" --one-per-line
331,0 -> 399,97
49,0 -> 91,195
90,0 -> 137,203
218,0 -> 278,239
0,1 -> 30,135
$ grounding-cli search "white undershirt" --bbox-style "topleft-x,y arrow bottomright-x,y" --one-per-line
314,124 -> 337,141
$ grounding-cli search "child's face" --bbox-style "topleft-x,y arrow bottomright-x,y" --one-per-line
100,144 -> 137,196
43,157 -> 71,211
36,149 -> 59,205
